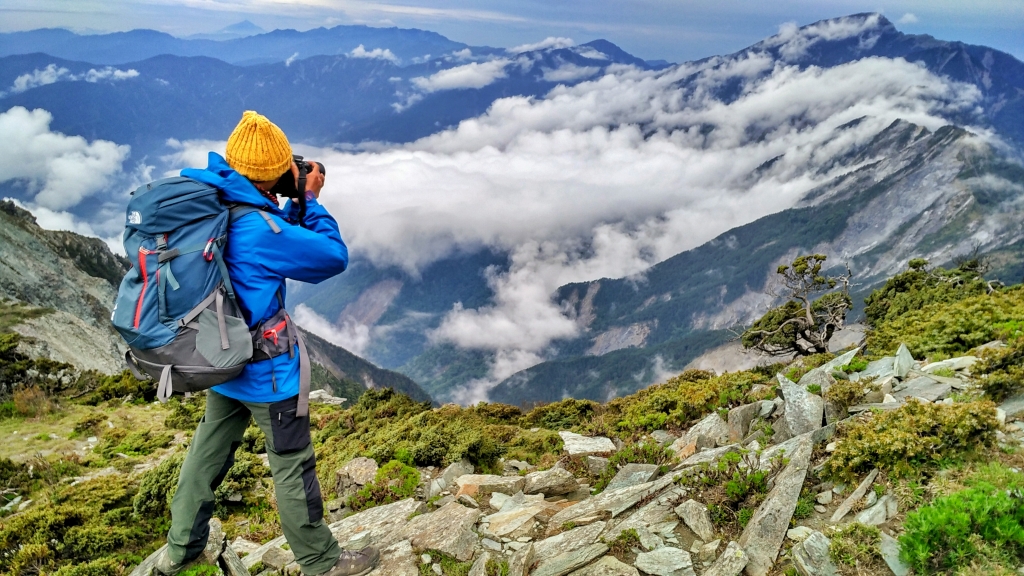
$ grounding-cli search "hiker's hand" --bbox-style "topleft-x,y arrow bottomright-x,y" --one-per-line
304,161 -> 324,199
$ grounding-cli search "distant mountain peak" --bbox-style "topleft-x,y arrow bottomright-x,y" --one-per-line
221,20 -> 265,35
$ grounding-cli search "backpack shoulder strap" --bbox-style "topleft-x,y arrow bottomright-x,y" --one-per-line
229,204 -> 282,233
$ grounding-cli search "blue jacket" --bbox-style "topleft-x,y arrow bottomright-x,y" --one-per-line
181,152 -> 348,404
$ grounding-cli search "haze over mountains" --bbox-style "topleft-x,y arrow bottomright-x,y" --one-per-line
1,13 -> 1022,406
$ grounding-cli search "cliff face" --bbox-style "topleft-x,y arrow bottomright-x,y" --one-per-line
0,201 -> 129,372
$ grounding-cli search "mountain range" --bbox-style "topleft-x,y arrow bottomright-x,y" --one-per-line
1,14 -> 1023,406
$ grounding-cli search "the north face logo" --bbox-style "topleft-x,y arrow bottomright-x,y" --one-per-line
128,211 -> 142,225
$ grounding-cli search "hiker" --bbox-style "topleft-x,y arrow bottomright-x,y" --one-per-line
152,111 -> 380,576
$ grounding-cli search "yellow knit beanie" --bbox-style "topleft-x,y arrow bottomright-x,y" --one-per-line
225,111 -> 293,182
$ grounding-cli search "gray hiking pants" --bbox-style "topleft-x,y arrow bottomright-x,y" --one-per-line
166,390 -> 341,575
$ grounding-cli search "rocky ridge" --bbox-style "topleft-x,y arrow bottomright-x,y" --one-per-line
129,346 -> 1024,576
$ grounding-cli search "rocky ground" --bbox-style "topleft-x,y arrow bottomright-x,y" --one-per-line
128,345 -> 1024,576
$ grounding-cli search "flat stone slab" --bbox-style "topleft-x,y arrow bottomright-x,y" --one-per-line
549,476 -> 675,528
532,543 -> 609,576
1000,391 -> 1024,418
394,501 -> 482,561
525,467 -> 579,495
675,500 -> 715,542
674,412 -> 730,450
879,531 -> 911,576
603,486 -> 684,541
738,437 -> 812,576
534,521 -> 607,563
831,469 -> 878,523
560,431 -> 616,455
677,444 -> 740,468
701,541 -> 748,576
568,556 -> 640,575
634,547 -> 696,576
792,531 -> 838,576
920,356 -> 978,373
454,474 -> 526,497
893,376 -> 950,402
367,540 -> 419,576
604,463 -> 659,492
778,374 -> 824,436
336,456 -> 379,491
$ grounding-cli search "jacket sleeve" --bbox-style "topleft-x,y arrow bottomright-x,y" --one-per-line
249,198 -> 349,284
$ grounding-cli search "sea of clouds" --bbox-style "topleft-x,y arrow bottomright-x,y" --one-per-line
0,17 -> 990,402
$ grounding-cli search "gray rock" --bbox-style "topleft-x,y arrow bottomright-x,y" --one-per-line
674,412 -> 730,450
549,476 -> 675,528
848,402 -> 903,413
699,539 -> 721,563
758,401 -> 776,418
728,403 -> 761,442
367,540 -> 420,576
560,431 -> 616,455
262,546 -> 295,570
830,469 -> 878,523
441,459 -> 475,485
344,531 -> 372,551
508,543 -> 534,576
221,544 -> 249,576
737,436 -> 812,576
309,388 -> 346,405
532,543 -> 609,576
567,556 -> 640,575
604,463 -> 660,492
820,348 -> 861,373
855,496 -> 891,526
921,356 -> 978,373
603,486 -> 684,543
787,526 -> 814,541
634,547 -> 696,576
674,500 -> 715,542
483,492 -> 549,538
395,501 -> 482,561
1000,391 -> 1024,418
457,494 -> 479,508
893,376 -> 951,402
777,374 -> 824,436
454,474 -> 526,497
799,369 -> 837,397
859,357 -> 896,380
792,531 -> 838,576
816,491 -> 833,505
335,457 -> 378,494
894,344 -> 915,379
482,538 -> 502,551
651,430 -> 678,446
469,551 -> 491,576
885,494 -> 898,519
229,537 -> 260,556
677,444 -> 740,468
701,541 -> 747,576
533,522 -> 607,570
525,467 -> 579,496
587,456 -> 611,476
879,531 -> 911,576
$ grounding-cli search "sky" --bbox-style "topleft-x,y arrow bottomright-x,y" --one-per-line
1,0 -> 1022,63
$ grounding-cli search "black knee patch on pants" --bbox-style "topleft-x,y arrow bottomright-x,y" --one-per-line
301,453 -> 324,524
212,440 -> 241,490
270,396 -> 311,453
183,499 -> 214,562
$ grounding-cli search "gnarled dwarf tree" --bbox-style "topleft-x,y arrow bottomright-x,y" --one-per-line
742,254 -> 852,356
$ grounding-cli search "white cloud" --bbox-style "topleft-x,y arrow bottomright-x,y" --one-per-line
285,52 -> 299,66
898,13 -> 919,24
293,304 -> 372,357
767,13 -> 884,61
411,59 -> 510,92
167,53 -> 983,401
0,107 -> 130,210
573,47 -> 609,60
3,64 -> 140,97
508,37 -> 575,54
542,63 -> 600,83
349,44 -> 399,64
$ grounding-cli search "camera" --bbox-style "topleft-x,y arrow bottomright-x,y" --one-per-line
269,154 -> 326,227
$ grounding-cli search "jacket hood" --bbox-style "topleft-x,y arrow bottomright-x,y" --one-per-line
181,152 -> 283,213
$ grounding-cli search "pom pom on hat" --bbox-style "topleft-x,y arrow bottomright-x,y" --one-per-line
225,110 -> 293,182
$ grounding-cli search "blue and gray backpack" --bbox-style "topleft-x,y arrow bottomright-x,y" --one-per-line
112,177 -> 258,402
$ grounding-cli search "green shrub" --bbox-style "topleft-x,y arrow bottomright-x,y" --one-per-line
164,394 -> 207,430
605,369 -> 767,434
347,460 -> 420,512
864,259 -> 988,328
868,286 -> 1024,359
523,398 -> 598,430
418,549 -> 473,576
830,523 -> 884,571
608,528 -> 641,559
900,481 -> 1024,573
95,428 -> 174,459
593,440 -> 674,493
824,378 -> 868,409
974,339 -> 1024,401
134,451 -> 185,517
823,401 -> 999,482
77,370 -> 153,404
213,451 -> 270,516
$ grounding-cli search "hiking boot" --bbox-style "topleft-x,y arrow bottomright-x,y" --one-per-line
152,547 -> 198,576
316,546 -> 381,576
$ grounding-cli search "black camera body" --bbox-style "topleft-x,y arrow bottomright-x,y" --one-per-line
269,154 -> 326,226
